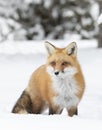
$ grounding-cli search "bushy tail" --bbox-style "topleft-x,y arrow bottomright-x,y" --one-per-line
12,91 -> 33,114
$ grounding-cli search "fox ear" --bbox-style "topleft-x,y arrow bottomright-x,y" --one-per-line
44,41 -> 56,55
66,42 -> 77,56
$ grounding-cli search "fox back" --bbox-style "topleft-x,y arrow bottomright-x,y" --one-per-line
12,41 -> 85,116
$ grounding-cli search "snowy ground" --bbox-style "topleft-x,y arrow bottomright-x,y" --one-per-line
0,40 -> 102,129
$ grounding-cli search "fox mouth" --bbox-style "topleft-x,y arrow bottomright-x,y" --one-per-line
54,71 -> 64,77
47,66 -> 77,79
54,71 -> 65,76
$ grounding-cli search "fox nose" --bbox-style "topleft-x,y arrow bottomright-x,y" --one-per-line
54,71 -> 59,75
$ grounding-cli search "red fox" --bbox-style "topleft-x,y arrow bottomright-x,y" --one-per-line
12,41 -> 85,116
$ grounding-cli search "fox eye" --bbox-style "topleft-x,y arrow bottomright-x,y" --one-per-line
62,61 -> 70,66
50,61 -> 56,66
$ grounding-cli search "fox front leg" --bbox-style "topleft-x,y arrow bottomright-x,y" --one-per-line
49,105 -> 63,115
67,107 -> 78,117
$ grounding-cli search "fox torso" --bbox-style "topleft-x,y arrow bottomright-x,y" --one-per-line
12,41 -> 85,116
51,73 -> 79,109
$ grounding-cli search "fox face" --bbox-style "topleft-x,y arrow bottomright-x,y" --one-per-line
45,41 -> 78,79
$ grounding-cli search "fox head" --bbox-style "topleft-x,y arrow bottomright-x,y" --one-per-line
45,41 -> 80,79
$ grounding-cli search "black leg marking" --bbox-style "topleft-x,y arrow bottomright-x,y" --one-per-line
49,107 -> 63,115
49,108 -> 56,115
75,108 -> 78,115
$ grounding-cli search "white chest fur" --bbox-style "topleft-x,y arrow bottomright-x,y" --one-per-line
51,76 -> 79,109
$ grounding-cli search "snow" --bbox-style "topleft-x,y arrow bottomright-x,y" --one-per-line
0,40 -> 102,130
90,2 -> 99,21
0,39 -> 97,54
98,13 -> 102,25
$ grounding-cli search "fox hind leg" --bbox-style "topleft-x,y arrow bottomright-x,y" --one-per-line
12,91 -> 33,114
